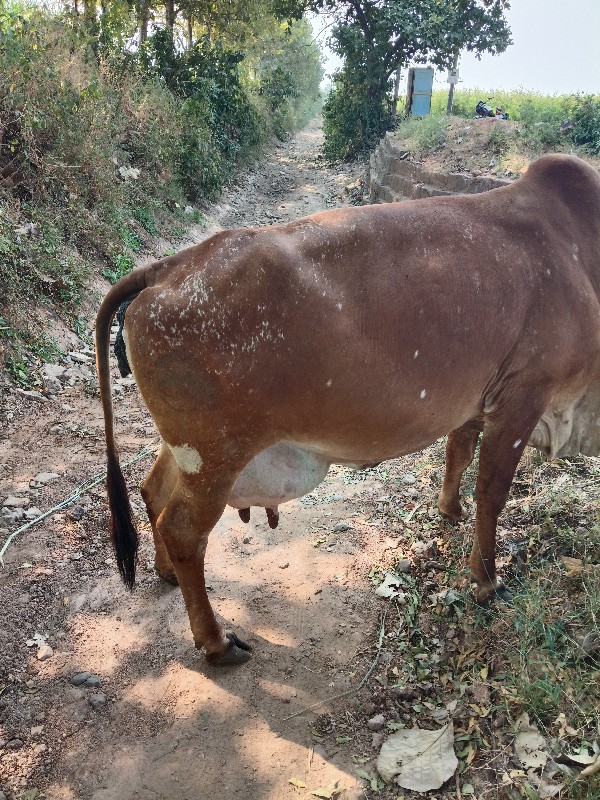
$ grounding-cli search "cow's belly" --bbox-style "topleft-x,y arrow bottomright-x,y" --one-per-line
228,442 -> 330,509
227,426 -> 448,509
227,423 -> 454,510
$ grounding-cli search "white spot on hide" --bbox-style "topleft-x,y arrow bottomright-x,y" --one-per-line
414,350 -> 419,359
168,443 -> 203,474
513,439 -> 522,449
326,379 -> 332,387
420,389 -> 427,399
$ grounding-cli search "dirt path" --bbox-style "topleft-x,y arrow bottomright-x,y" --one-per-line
0,120 -> 396,800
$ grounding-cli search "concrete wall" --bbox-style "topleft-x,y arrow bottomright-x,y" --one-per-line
369,131 -> 511,203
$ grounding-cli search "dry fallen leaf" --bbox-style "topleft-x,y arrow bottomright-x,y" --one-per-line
580,753 -> 600,778
554,713 -> 577,738
309,782 -> 340,799
527,769 -> 563,798
288,777 -> 306,789
375,572 -> 406,601
377,722 -> 458,792
562,556 -> 584,578
514,713 -> 548,771
562,750 -> 598,766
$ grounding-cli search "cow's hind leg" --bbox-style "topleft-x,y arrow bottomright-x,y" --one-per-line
471,394 -> 546,603
438,421 -> 482,521
140,442 -> 179,584
157,456 -> 252,666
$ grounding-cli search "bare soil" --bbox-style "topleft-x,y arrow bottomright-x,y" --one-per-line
396,116 -> 527,178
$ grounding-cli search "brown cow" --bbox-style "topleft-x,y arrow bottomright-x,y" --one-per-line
95,154 -> 600,666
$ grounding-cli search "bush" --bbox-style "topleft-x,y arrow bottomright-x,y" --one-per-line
140,30 -> 264,180
396,114 -> 449,151
516,101 -> 566,151
323,74 -> 392,160
570,95 -> 600,153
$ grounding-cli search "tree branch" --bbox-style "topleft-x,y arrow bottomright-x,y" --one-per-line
348,0 -> 373,37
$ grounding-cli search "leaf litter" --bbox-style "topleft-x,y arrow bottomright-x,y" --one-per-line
304,447 -> 600,799
376,722 -> 458,791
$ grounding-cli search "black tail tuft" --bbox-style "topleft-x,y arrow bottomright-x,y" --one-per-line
107,453 -> 138,590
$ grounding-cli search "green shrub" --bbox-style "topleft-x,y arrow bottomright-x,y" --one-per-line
570,95 -> 600,153
323,73 -> 392,160
516,101 -> 566,150
398,114 -> 449,151
102,252 -> 135,284
139,30 -> 264,196
487,124 -> 512,154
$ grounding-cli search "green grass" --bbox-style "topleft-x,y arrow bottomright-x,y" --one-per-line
392,113 -> 450,151
431,87 -> 572,121
429,87 -> 600,155
345,445 -> 600,800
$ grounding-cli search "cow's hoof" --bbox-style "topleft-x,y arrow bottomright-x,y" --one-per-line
266,507 -> 279,529
473,581 -> 512,605
494,584 -> 513,604
437,501 -> 467,522
205,632 -> 252,666
155,565 -> 179,586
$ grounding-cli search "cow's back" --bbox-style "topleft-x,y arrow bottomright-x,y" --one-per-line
123,154 -> 600,460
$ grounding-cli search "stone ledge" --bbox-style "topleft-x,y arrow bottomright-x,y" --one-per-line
369,131 -> 511,203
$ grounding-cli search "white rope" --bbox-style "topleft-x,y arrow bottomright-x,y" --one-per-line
0,442 -> 159,565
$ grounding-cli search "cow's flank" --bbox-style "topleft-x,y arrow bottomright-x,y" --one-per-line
95,154 -> 600,666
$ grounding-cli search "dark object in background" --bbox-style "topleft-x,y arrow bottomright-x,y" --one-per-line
476,100 -> 509,120
114,298 -> 134,377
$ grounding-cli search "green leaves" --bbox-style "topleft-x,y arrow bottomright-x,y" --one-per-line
320,0 -> 511,159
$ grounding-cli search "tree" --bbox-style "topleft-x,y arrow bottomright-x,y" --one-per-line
299,0 -> 512,158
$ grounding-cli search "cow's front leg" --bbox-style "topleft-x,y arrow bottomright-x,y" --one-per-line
438,421 -> 482,520
471,397 -> 544,603
157,466 -> 252,666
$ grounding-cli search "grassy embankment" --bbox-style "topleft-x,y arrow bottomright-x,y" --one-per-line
392,87 -> 600,175
0,7 -> 322,387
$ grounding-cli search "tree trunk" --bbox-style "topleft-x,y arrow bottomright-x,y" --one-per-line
186,15 -> 193,48
82,0 -> 96,30
139,0 -> 149,44
82,0 -> 99,59
446,52 -> 459,115
392,66 -> 402,120
165,0 -> 176,32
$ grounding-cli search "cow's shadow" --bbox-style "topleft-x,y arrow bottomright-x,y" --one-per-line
59,480 -> 391,800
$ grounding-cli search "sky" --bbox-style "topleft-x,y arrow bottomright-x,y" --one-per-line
314,0 -> 600,96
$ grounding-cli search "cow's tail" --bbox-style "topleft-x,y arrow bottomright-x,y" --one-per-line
95,262 -> 161,589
